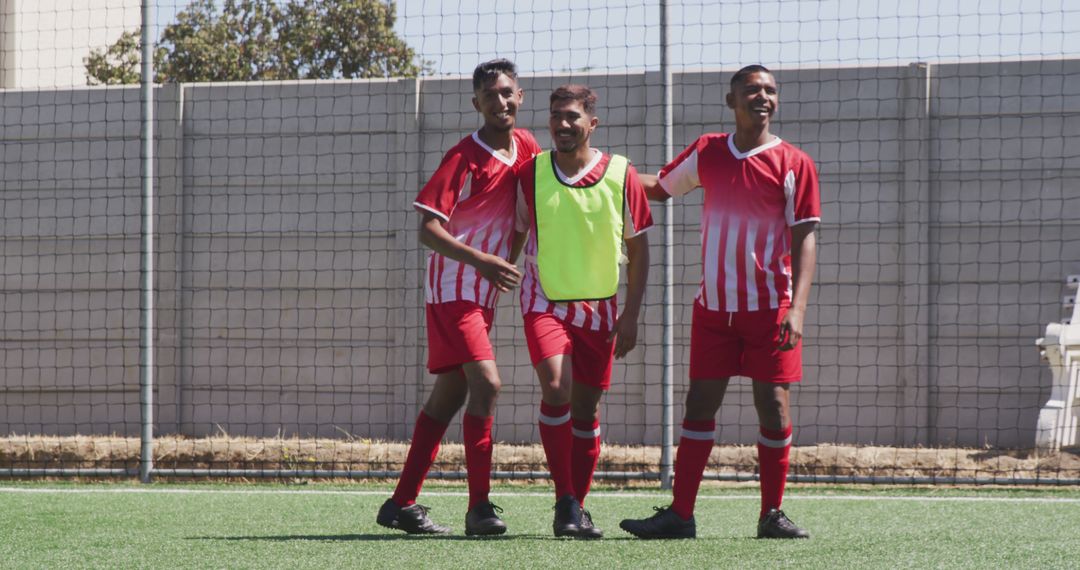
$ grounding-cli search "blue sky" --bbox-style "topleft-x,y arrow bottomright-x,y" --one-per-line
155,0 -> 1080,75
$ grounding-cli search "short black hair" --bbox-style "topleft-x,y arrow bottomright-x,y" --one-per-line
730,64 -> 772,90
473,59 -> 518,91
550,84 -> 597,115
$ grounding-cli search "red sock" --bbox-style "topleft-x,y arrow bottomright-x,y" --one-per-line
391,410 -> 448,506
571,416 -> 601,506
671,419 -> 715,520
538,401 -> 574,499
463,413 -> 494,510
758,425 -> 793,517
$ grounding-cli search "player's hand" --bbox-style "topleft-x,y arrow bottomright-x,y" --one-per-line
476,254 -> 522,292
608,310 -> 639,359
777,308 -> 804,351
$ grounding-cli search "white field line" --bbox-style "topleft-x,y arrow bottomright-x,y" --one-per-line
0,487 -> 1078,503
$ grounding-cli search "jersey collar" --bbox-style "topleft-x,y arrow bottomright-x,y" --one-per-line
727,134 -> 782,160
554,148 -> 603,185
472,130 -> 517,166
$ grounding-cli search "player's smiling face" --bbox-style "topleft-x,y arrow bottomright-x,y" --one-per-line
727,71 -> 778,127
549,99 -> 596,153
473,73 -> 522,133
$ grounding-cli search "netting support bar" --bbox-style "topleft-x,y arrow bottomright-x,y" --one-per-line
898,62 -> 933,446
0,469 -> 138,478
658,0 -> 676,491
138,1 -> 156,484
127,470 -> 1080,487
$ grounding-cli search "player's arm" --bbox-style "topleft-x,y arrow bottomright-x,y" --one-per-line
638,173 -> 671,202
508,175 -> 532,265
419,214 -> 522,292
778,222 -> 817,350
509,230 -> 528,264
647,139 -> 703,202
610,232 -> 650,359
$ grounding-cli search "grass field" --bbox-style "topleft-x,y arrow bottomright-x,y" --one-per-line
2,482 -> 1079,569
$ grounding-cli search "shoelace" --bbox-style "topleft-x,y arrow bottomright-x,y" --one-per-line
486,502 -> 504,515
771,510 -> 796,529
651,505 -> 672,518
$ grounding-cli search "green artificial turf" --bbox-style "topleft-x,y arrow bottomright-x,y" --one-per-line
1,482 -> 1078,569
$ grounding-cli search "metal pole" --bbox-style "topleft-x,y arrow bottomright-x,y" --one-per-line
659,0 -> 676,490
139,0 -> 156,484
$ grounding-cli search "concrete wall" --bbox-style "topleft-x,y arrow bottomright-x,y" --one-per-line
1,60 -> 1077,448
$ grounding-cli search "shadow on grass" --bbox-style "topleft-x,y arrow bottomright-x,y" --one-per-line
189,534 -> 510,542
187,533 -> 684,542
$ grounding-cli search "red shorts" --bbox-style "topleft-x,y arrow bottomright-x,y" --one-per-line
689,302 -> 802,383
523,312 -> 615,391
425,301 -> 495,374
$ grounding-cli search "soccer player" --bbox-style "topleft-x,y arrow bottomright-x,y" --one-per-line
376,59 -> 543,536
620,65 -> 820,540
512,84 -> 653,539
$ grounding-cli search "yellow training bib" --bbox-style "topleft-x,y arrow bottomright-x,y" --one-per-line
534,151 -> 627,302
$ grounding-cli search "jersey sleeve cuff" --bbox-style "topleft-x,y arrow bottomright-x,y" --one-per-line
657,177 -> 676,196
790,217 -> 821,226
413,202 -> 450,223
626,224 -> 655,239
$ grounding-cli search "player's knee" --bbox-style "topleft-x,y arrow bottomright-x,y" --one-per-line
571,397 -> 600,421
538,370 -> 569,396
473,372 -> 501,396
540,379 -> 570,405
755,399 -> 788,428
463,362 -> 501,394
474,381 -> 500,407
684,383 -> 725,418
684,400 -> 719,420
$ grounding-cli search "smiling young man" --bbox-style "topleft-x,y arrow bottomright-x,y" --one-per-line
376,59 -> 542,537
512,84 -> 652,539
620,65 -> 821,540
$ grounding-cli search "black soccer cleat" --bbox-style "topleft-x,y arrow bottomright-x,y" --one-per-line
465,501 -> 508,536
552,495 -> 582,537
376,497 -> 401,529
619,506 -> 697,539
376,498 -> 451,535
576,508 -> 604,539
757,508 -> 809,539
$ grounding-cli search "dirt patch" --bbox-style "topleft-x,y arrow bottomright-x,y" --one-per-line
1,436 -> 1077,482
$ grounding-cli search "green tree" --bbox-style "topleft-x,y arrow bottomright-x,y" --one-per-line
84,30 -> 146,85
85,0 -> 430,85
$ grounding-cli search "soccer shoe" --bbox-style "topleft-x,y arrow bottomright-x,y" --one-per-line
619,506 -> 697,539
757,508 -> 810,539
576,509 -> 604,539
376,498 -> 451,535
465,501 -> 508,536
552,495 -> 582,537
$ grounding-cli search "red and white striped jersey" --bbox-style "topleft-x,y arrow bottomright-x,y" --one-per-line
413,129 -> 543,308
659,133 -> 821,313
515,150 -> 654,332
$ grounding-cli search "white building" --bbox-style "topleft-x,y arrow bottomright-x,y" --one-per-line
0,0 -> 141,89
